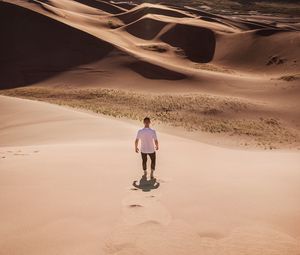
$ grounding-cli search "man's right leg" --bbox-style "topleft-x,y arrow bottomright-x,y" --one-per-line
141,153 -> 147,173
149,152 -> 156,179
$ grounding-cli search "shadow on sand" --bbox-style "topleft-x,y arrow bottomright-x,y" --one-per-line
132,174 -> 160,192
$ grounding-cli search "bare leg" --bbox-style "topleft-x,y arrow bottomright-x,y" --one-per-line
150,169 -> 155,179
149,152 -> 156,179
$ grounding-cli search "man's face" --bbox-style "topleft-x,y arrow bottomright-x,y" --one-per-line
144,120 -> 150,125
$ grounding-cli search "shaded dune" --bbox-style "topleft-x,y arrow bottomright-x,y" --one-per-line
214,29 -> 300,71
73,0 -> 125,14
219,18 -> 271,30
1,0 -> 299,88
114,5 -> 191,24
200,16 -> 237,30
125,61 -> 187,80
0,2 -> 115,89
254,28 -> 290,36
124,17 -> 168,40
200,15 -> 280,31
160,24 -> 216,63
123,16 -> 216,64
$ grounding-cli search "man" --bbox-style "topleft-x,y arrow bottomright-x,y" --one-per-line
135,117 -> 159,179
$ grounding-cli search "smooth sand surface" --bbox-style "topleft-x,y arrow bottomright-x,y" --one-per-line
1,95 -> 300,254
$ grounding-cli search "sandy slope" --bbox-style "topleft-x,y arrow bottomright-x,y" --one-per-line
1,95 -> 300,254
1,0 -> 299,90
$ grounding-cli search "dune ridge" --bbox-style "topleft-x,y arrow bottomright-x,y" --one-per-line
1,0 -> 299,82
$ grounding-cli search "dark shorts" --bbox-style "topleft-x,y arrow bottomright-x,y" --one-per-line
141,152 -> 156,171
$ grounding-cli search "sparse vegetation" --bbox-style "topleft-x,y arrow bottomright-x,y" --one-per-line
1,87 -> 298,148
107,19 -> 122,29
193,63 -> 234,74
278,74 -> 300,82
140,44 -> 168,53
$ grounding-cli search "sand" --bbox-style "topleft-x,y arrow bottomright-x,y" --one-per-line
0,0 -> 300,254
0,0 -> 299,148
0,95 -> 300,254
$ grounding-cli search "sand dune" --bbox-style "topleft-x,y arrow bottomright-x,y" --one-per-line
114,4 -> 193,24
1,0 -> 299,89
0,1 -> 300,253
73,0 -> 126,14
0,1 -> 115,89
1,95 -> 300,254
0,0 -> 299,148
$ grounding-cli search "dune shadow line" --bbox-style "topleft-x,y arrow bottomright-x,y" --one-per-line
126,61 -> 187,80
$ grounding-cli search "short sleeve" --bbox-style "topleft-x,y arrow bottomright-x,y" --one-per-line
136,130 -> 141,139
153,130 -> 157,140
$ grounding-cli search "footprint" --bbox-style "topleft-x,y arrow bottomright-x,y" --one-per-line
129,204 -> 143,208
121,192 -> 171,226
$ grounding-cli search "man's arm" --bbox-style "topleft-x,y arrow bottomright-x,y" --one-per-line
153,130 -> 159,150
135,139 -> 139,153
155,139 -> 159,150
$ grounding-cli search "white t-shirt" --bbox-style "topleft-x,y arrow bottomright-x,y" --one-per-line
136,128 -> 157,153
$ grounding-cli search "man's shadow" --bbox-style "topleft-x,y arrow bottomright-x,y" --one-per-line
132,174 -> 160,192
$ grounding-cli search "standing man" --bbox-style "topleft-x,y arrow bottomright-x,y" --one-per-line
135,117 -> 159,179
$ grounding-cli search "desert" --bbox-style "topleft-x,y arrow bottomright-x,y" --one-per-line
0,0 -> 300,254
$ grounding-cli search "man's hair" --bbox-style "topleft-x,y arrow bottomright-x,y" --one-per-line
143,117 -> 150,123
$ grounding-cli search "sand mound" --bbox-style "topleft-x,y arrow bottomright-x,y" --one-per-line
160,23 -> 216,63
0,2 -> 115,89
73,0 -> 125,14
214,29 -> 300,73
124,17 -> 168,40
114,4 -> 192,24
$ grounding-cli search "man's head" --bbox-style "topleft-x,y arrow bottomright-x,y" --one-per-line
143,117 -> 151,127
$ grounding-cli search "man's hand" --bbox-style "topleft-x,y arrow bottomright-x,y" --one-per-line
155,145 -> 159,150
135,138 -> 139,153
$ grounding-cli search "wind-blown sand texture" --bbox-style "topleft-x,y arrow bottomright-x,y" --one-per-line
0,95 -> 300,254
0,0 -> 300,254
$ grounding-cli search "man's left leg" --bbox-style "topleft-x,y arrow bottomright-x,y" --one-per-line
149,152 -> 156,179
141,153 -> 147,176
